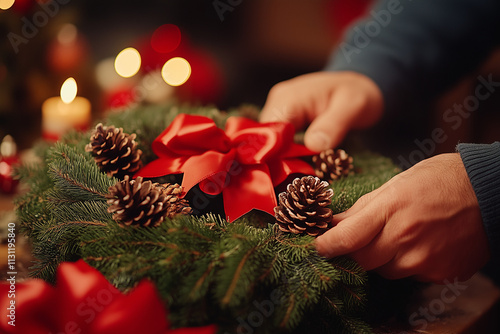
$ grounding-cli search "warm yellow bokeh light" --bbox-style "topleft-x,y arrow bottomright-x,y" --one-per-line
114,47 -> 141,78
61,77 -> 77,104
161,57 -> 191,87
0,0 -> 15,10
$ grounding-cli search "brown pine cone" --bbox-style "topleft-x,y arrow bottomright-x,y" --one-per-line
106,176 -> 192,227
85,123 -> 142,179
274,176 -> 333,237
312,149 -> 354,182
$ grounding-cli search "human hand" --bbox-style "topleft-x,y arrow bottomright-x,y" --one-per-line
260,71 -> 384,152
315,153 -> 490,283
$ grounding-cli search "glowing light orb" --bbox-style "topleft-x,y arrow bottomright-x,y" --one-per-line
0,0 -> 15,10
161,57 -> 191,87
114,47 -> 141,78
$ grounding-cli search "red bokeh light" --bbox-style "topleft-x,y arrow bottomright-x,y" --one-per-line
151,24 -> 181,54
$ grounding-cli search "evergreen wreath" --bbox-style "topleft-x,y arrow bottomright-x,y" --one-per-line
15,104 -> 401,334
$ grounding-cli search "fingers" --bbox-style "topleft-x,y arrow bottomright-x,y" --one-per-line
261,72 -> 384,152
316,191 -> 386,258
260,81 -> 309,130
303,89 -> 360,151
262,81 -> 361,152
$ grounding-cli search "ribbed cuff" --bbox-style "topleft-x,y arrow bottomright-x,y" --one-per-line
457,142 -> 500,283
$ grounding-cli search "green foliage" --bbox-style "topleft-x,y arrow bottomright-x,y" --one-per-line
15,104 -> 400,333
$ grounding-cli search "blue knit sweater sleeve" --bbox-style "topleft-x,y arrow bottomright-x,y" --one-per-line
326,0 -> 500,114
457,142 -> 500,282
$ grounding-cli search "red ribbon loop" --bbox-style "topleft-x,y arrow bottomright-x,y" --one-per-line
0,260 -> 217,334
137,114 -> 315,220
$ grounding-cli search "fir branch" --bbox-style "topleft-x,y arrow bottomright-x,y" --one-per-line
280,293 -> 296,328
47,142 -> 116,200
49,200 -> 113,224
45,221 -> 107,232
221,244 -> 262,306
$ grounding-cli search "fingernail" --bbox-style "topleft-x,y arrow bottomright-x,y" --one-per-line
305,131 -> 331,152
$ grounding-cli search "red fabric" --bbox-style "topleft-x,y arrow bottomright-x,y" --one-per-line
0,260 -> 217,334
137,114 -> 315,221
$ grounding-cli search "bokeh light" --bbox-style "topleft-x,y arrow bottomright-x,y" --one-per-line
96,57 -> 124,90
142,70 -> 174,103
61,78 -> 77,104
57,23 -> 78,45
151,24 -> 181,54
0,0 -> 15,10
114,47 -> 142,78
161,57 -> 191,87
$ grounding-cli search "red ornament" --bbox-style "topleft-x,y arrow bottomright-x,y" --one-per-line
0,135 -> 20,194
136,114 -> 315,221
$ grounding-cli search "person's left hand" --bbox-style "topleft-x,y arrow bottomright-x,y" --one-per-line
315,153 -> 490,283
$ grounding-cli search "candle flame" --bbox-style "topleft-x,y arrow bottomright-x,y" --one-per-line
61,77 -> 77,104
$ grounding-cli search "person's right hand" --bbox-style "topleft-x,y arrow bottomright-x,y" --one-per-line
260,71 -> 384,152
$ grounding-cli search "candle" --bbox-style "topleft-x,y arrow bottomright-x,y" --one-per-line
42,77 -> 91,141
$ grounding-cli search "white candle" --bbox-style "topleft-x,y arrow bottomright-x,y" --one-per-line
42,77 -> 91,141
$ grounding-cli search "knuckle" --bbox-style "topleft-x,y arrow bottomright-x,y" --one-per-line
268,81 -> 290,98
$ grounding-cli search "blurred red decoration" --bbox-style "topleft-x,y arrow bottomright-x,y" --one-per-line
11,0 -> 34,14
138,38 -> 172,73
327,0 -> 373,36
151,24 -> 182,54
133,25 -> 226,104
175,48 -> 224,105
104,86 -> 137,111
0,135 -> 20,194
0,260 -> 218,334
46,26 -> 90,73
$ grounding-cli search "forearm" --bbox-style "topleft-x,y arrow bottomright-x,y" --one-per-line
326,0 -> 500,114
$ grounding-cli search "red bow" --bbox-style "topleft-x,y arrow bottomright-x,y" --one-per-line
137,114 -> 315,220
0,260 -> 217,334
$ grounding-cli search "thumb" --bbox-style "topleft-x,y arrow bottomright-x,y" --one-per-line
316,214 -> 383,258
315,192 -> 385,258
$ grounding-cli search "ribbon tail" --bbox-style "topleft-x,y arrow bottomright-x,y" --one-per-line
222,164 -> 277,221
135,157 -> 184,179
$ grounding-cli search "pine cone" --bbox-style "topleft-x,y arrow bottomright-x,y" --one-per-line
85,123 -> 142,179
106,176 -> 192,227
312,149 -> 353,182
274,176 -> 333,237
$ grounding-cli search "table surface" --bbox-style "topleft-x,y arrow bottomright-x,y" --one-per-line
1,193 -> 499,333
